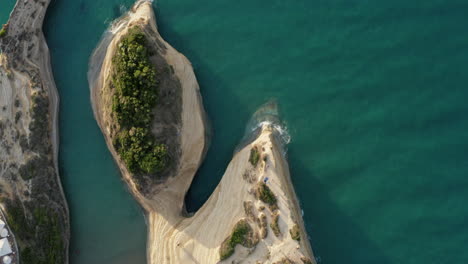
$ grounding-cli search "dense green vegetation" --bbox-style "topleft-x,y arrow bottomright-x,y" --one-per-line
257,182 -> 277,209
5,200 -> 64,264
249,146 -> 260,166
111,27 -> 167,174
219,220 -> 257,260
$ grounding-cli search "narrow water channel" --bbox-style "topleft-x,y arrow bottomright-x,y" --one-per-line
44,1 -> 147,263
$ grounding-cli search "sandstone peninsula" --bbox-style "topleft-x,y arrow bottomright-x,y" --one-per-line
89,1 -> 315,263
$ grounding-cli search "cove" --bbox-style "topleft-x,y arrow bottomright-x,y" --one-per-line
44,1 -> 147,263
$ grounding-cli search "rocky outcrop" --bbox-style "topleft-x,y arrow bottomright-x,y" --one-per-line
0,0 -> 69,263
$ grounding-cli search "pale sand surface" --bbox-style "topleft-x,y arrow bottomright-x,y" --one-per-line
91,1 -> 315,263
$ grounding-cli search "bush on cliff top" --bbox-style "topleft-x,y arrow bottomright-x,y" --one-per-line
219,220 -> 257,260
290,223 -> 301,241
111,26 -> 167,174
249,146 -> 260,167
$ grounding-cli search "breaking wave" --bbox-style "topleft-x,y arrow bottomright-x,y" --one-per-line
236,100 -> 291,154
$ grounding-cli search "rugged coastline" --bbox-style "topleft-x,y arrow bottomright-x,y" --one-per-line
90,0 -> 314,263
0,0 -> 69,263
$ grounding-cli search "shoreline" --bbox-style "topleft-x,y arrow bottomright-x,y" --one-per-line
271,134 -> 315,259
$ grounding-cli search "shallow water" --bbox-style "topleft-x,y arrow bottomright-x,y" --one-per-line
2,0 -> 468,263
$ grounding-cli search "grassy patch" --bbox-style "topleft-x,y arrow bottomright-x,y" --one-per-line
270,212 -> 281,237
249,146 -> 260,166
290,224 -> 301,241
111,26 -> 168,175
4,200 -> 65,264
219,220 -> 257,261
257,182 -> 277,210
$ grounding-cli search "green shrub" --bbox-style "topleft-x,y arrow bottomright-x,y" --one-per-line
249,146 -> 260,166
270,212 -> 281,237
257,182 -> 277,209
111,27 -> 168,174
115,128 -> 167,174
219,220 -> 257,260
290,224 -> 301,241
0,26 -> 6,38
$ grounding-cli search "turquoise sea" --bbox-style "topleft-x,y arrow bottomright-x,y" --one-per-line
3,0 -> 468,263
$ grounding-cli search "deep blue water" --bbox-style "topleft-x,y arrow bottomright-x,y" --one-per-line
3,0 -> 468,263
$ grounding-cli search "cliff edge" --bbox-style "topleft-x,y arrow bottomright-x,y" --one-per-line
0,0 -> 70,263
